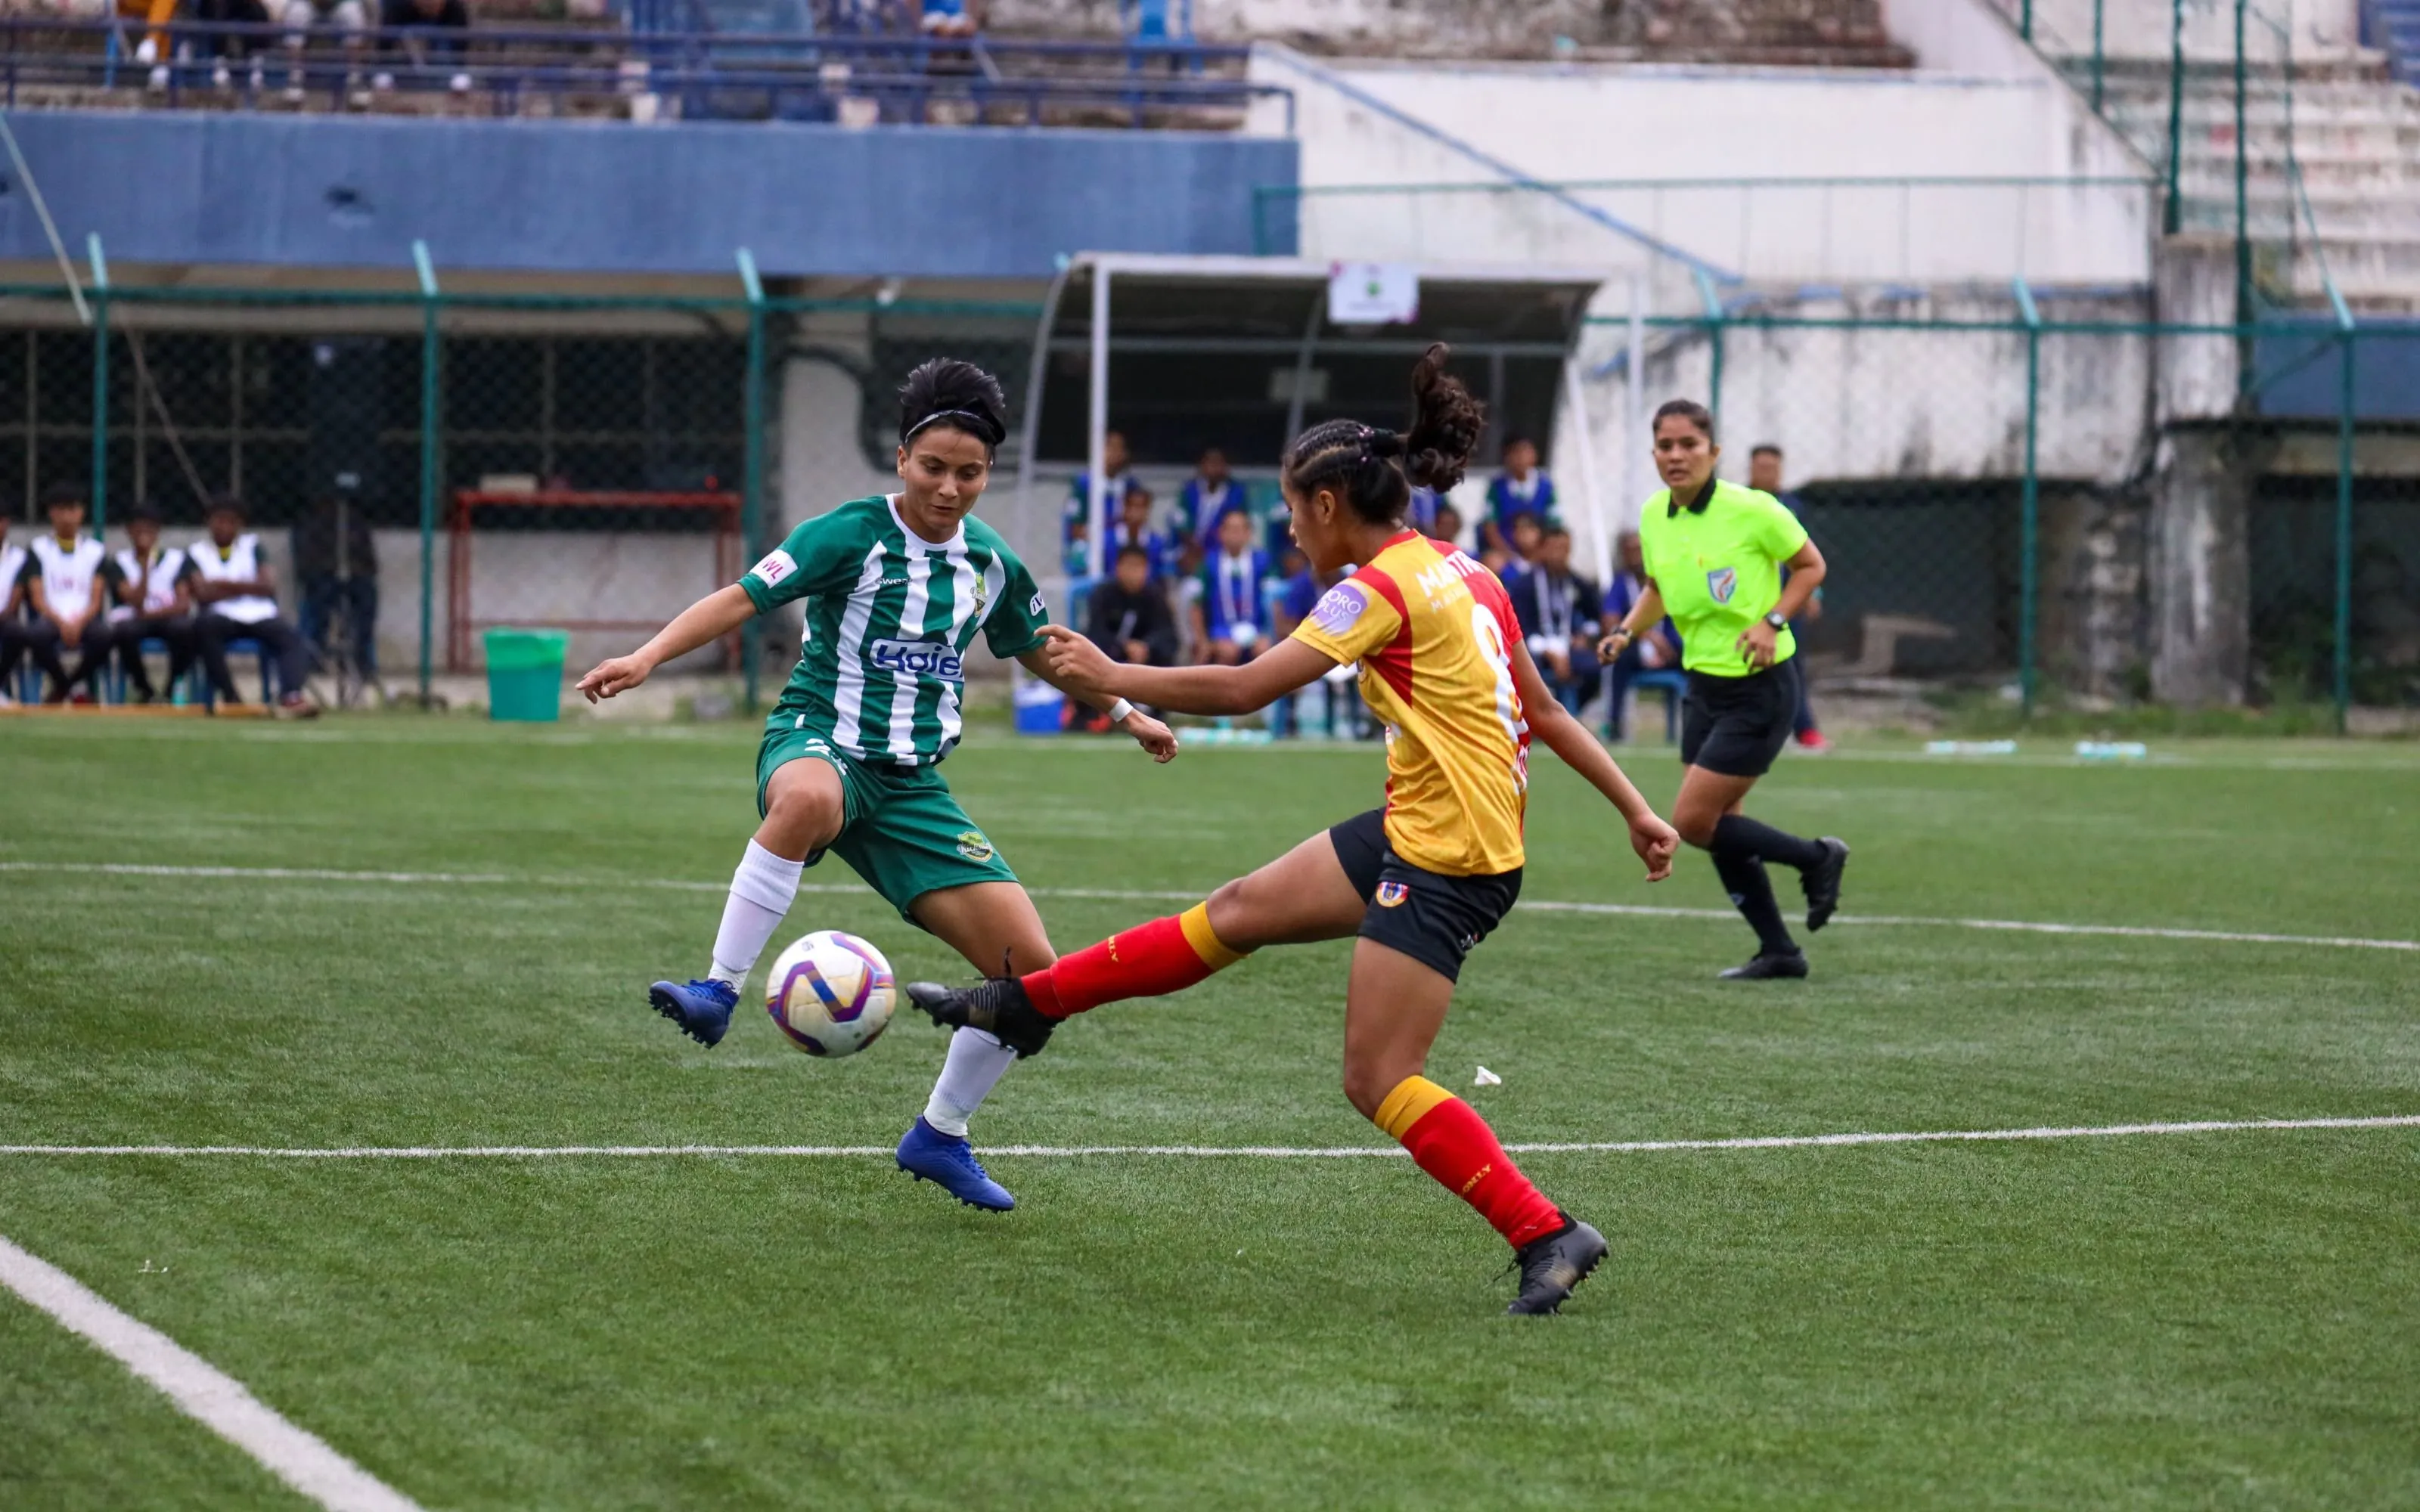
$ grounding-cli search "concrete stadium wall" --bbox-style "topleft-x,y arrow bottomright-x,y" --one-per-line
0,113 -> 1295,279
1248,46 -> 2152,290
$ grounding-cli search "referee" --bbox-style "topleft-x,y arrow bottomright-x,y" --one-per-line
1597,400 -> 1848,979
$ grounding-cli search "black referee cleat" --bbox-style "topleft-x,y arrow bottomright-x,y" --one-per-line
1719,950 -> 1809,981
1802,837 -> 1851,932
904,977 -> 1057,1058
1506,1217 -> 1609,1315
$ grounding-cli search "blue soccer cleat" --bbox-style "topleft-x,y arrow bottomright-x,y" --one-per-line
895,1117 -> 1016,1211
649,978 -> 738,1047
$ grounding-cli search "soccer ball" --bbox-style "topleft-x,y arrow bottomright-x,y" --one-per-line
764,931 -> 896,1057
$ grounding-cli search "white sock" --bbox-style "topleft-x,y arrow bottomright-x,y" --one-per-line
706,840 -> 804,989
920,1027 -> 1016,1139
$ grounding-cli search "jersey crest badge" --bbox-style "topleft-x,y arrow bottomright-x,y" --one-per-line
1374,881 -> 1410,908
954,829 -> 996,863
1706,566 -> 1737,605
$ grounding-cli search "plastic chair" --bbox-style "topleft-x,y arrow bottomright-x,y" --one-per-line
1612,668 -> 1687,744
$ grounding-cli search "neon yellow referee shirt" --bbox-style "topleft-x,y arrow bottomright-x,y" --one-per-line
1637,477 -> 1809,679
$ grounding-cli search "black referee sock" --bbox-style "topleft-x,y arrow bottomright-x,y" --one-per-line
1709,847 -> 1798,957
1712,814 -> 1826,873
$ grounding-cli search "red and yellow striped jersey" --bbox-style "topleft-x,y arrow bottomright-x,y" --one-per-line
1289,530 -> 1531,877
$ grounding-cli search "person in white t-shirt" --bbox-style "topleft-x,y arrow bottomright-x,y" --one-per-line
106,502 -> 197,704
23,482 -> 114,703
188,494 -> 315,711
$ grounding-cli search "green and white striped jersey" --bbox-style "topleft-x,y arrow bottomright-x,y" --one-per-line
740,494 -> 1050,767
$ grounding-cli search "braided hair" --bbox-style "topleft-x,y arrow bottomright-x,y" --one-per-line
898,358 -> 1010,455
1281,343 -> 1486,525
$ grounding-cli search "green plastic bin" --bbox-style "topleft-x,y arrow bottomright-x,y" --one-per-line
483,627 -> 569,722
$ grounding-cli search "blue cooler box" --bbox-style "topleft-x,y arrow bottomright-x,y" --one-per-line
1013,671 -> 1064,735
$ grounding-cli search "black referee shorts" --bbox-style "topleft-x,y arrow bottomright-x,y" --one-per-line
1326,808 -> 1522,984
1680,658 -> 1801,779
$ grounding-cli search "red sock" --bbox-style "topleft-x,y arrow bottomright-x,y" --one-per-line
1374,1077 -> 1565,1249
1021,903 -> 1248,1019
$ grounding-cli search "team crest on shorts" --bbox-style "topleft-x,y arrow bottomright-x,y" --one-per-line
954,829 -> 995,862
1706,566 -> 1738,604
1374,881 -> 1410,908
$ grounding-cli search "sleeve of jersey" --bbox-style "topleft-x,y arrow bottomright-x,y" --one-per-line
738,513 -> 852,614
1286,573 -> 1403,666
982,551 -> 1053,660
1756,494 -> 1811,562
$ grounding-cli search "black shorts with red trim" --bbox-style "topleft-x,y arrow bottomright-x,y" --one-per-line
1326,807 -> 1523,984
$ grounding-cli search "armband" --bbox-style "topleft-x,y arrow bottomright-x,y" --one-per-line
1108,698 -> 1136,723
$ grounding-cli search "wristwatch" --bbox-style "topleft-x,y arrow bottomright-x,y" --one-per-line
1763,611 -> 1788,631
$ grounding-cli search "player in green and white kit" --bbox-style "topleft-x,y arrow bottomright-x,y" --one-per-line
577,360 -> 1177,1210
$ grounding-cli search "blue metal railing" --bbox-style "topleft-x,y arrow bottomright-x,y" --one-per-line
0,19 -> 1287,129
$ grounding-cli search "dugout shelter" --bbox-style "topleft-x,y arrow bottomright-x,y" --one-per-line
1015,254 -> 1609,581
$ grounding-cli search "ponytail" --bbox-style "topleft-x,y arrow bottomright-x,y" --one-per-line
1281,343 -> 1486,525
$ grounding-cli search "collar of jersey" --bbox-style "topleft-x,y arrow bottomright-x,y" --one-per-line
886,493 -> 965,553
1668,478 -> 1720,518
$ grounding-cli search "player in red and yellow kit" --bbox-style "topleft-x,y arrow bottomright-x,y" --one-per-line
909,346 -> 1679,1315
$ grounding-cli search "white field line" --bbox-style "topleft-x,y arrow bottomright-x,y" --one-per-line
0,1235 -> 423,1512
8,860 -> 2416,953
3,1114 -> 2416,1161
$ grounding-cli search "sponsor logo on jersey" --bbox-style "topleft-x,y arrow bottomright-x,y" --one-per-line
878,576 -> 911,589
1311,581 -> 1369,635
1028,590 -> 1046,617
1706,566 -> 1737,605
954,829 -> 995,862
1374,880 -> 1410,908
749,547 -> 798,587
869,637 -> 965,681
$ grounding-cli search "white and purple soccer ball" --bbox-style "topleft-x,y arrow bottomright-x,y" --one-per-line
764,931 -> 896,1057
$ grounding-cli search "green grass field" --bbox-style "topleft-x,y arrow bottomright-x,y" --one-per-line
2,715 -> 2416,1509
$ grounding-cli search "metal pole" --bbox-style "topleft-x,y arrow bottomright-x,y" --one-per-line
2015,277 -> 2043,717
1625,271 -> 1646,533
414,240 -> 439,708
2234,0 -> 2251,351
2164,0 -> 2186,235
2091,0 -> 2105,112
1561,357 -> 1609,590
1085,261 -> 1110,589
1693,267 -> 1724,434
2020,0 -> 2032,42
2332,285 -> 2356,730
737,246 -> 766,713
87,234 -> 107,531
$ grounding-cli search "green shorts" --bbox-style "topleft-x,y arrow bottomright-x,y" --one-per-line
755,720 -> 1017,925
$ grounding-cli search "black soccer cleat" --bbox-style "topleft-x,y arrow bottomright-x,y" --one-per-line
1506,1218 -> 1609,1315
1802,837 -> 1851,933
1719,950 -> 1810,981
904,977 -> 1057,1058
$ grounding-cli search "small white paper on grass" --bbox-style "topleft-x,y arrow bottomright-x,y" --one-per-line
1473,1067 -> 1502,1087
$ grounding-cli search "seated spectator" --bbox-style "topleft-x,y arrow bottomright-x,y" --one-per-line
1176,445 -> 1248,547
0,513 -> 29,703
1168,536 -> 1205,665
23,483 -> 113,705
188,493 -> 315,713
1104,483 -> 1174,582
919,0 -> 979,39
293,493 -> 380,685
1505,513 -> 1544,566
191,0 -> 274,82
1509,525 -> 1601,716
1406,484 -> 1442,538
1195,507 -> 1273,665
106,503 -> 196,705
1602,528 -> 1683,742
1269,553 -> 1367,739
1063,428 -> 1133,563
1079,544 -> 1177,727
279,0 -> 371,107
1426,500 -> 1465,552
1481,434 -> 1558,552
374,0 -> 470,95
